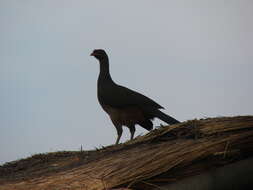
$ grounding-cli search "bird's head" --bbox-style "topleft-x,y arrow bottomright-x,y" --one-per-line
90,49 -> 108,61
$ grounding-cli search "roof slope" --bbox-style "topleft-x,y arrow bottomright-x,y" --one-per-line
0,116 -> 253,190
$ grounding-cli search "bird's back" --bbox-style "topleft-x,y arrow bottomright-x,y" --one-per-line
97,80 -> 163,110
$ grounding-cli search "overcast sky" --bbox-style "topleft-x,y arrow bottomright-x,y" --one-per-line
1,0 -> 253,164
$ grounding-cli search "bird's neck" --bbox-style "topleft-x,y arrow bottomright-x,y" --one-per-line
98,57 -> 113,82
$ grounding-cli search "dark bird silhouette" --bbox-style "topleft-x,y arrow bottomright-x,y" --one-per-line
91,49 -> 180,144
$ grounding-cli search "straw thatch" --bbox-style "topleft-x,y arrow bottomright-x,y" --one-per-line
0,116 -> 253,190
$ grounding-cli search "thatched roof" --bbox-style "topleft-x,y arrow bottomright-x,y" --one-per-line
0,116 -> 253,190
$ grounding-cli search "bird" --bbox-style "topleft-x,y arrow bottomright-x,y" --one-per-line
90,49 -> 180,144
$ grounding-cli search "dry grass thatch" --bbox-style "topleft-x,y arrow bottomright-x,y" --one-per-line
0,116 -> 253,190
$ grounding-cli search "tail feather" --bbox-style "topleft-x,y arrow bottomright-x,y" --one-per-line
138,120 -> 153,131
154,109 -> 180,124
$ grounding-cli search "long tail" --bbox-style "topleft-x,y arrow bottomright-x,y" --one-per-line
153,109 -> 180,124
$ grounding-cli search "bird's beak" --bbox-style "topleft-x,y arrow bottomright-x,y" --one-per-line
90,52 -> 95,56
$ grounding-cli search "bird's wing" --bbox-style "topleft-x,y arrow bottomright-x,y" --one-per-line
98,83 -> 163,109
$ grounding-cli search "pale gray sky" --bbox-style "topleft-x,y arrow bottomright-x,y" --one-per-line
1,0 -> 253,164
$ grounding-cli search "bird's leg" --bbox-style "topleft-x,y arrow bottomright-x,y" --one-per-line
129,125 -> 136,140
115,126 -> 123,145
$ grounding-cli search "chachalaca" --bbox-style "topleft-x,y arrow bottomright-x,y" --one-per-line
91,49 -> 180,144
